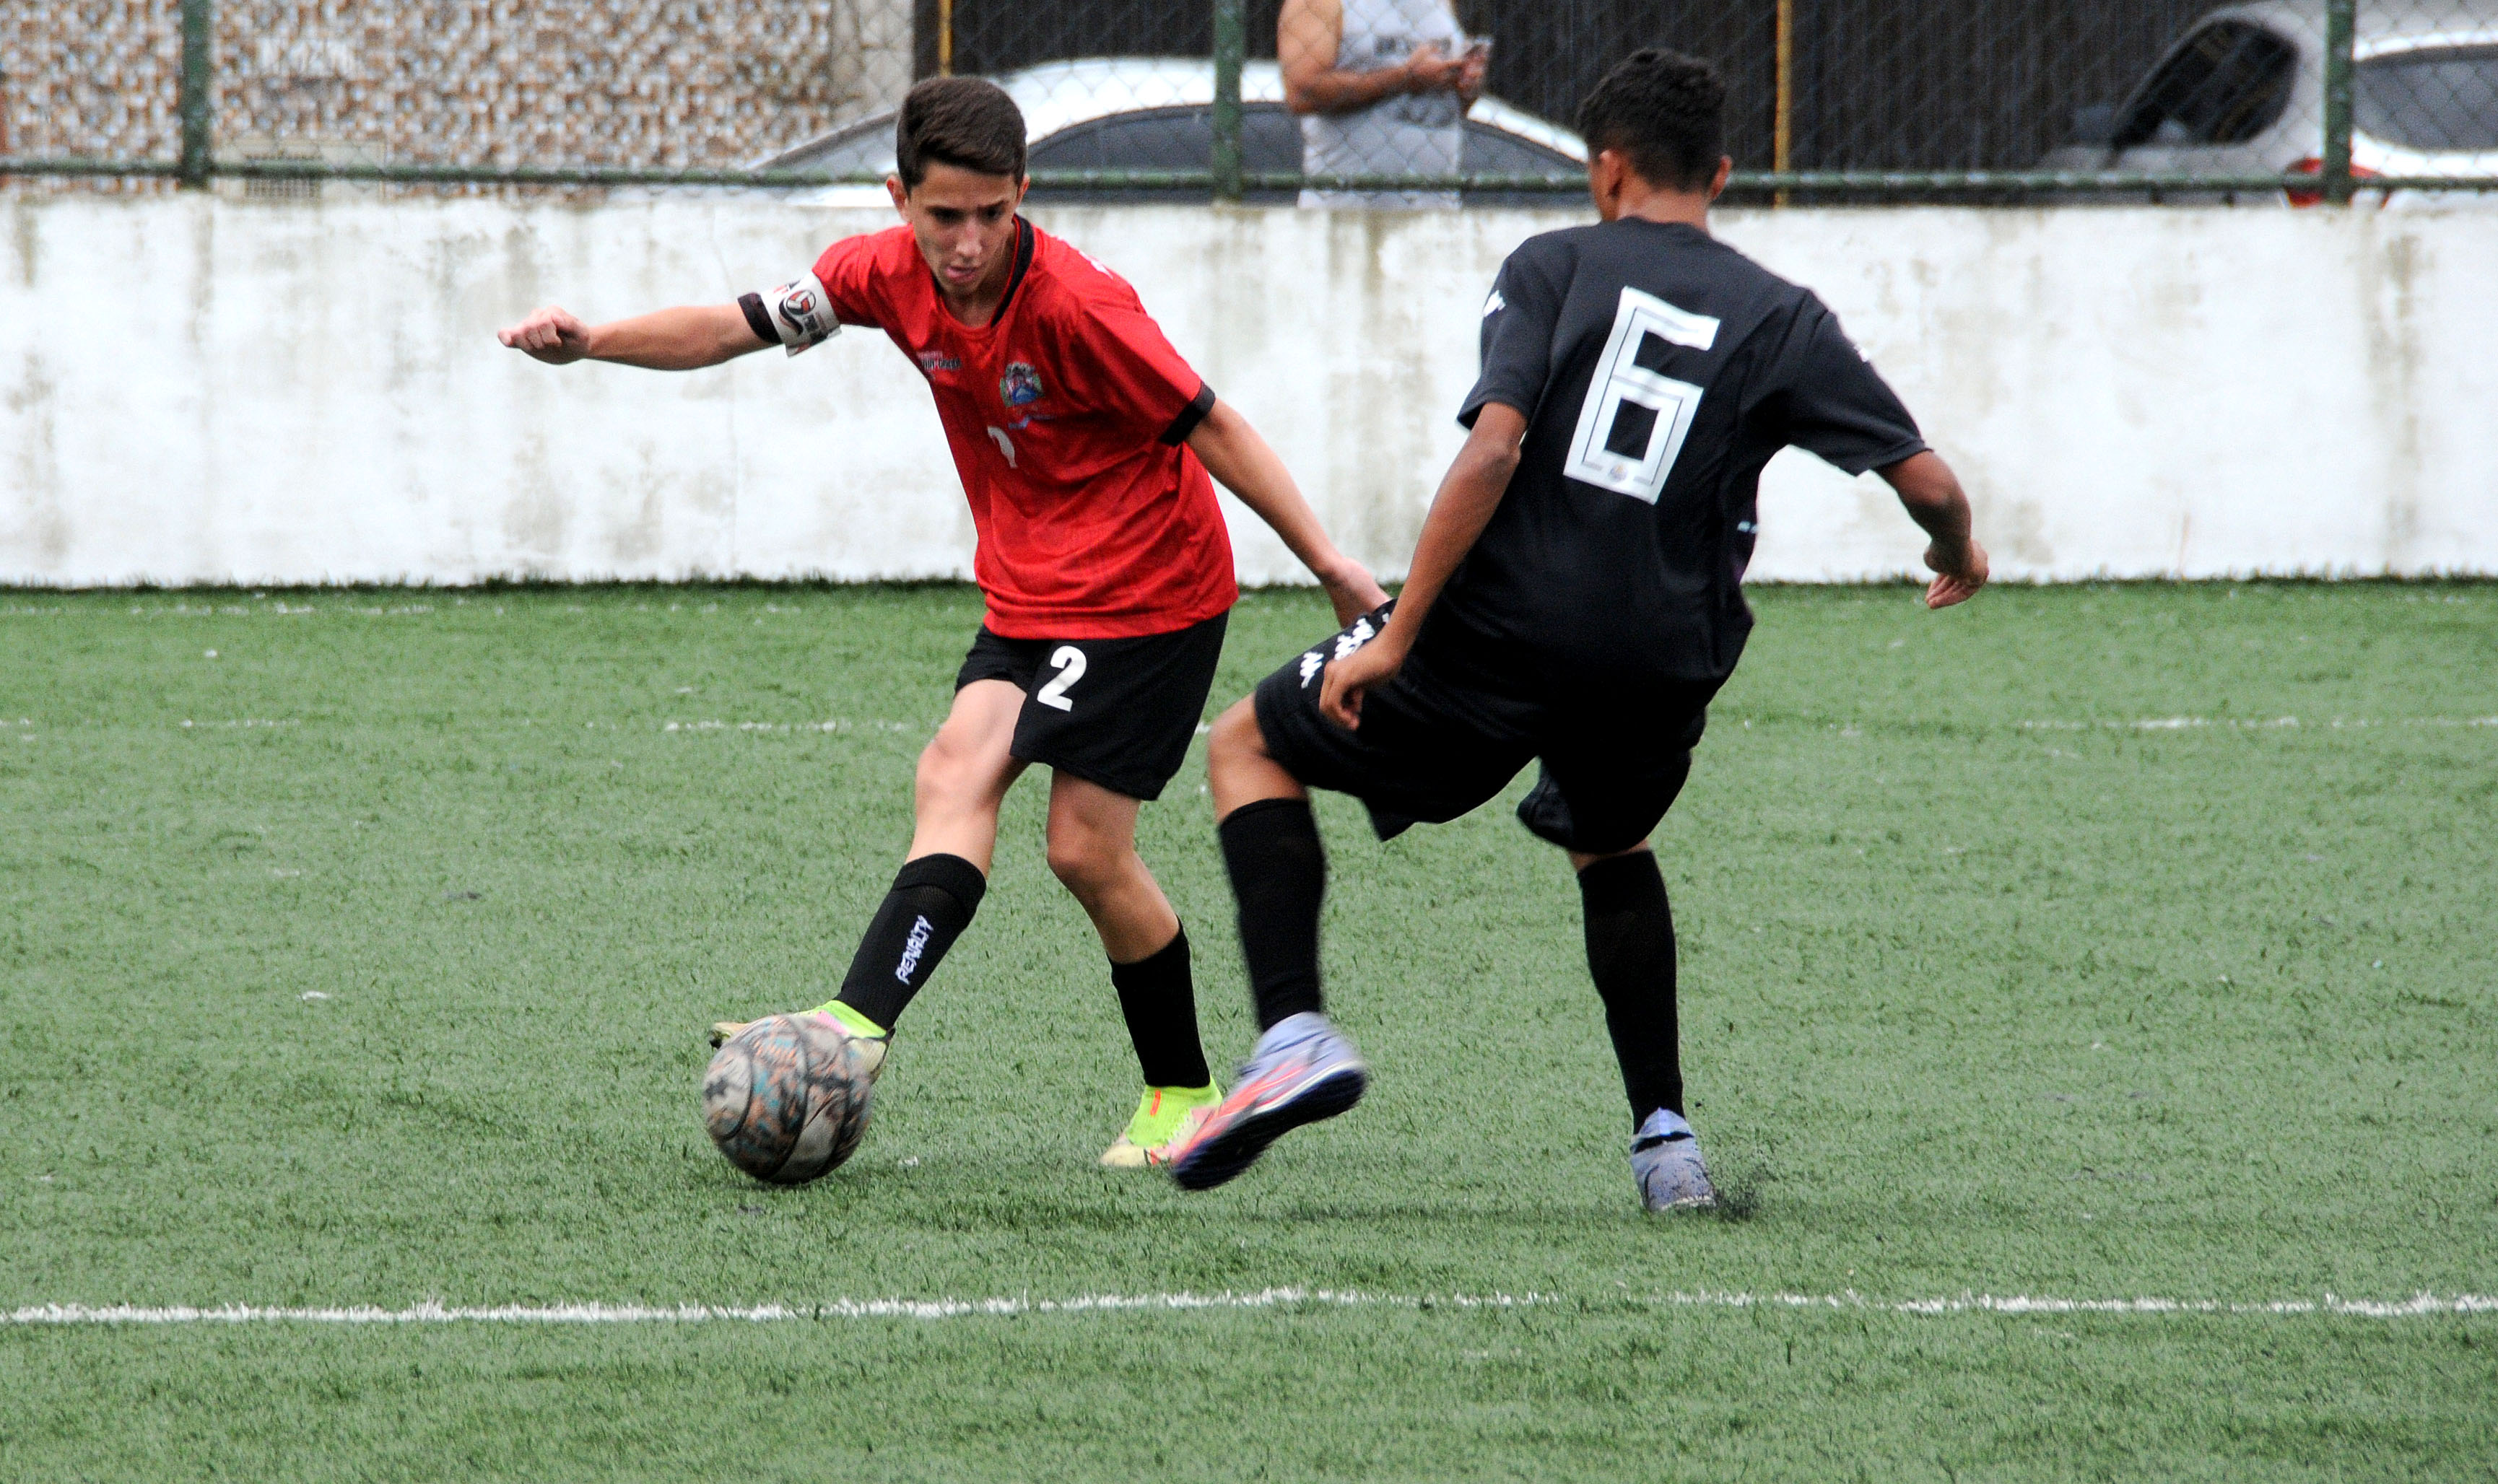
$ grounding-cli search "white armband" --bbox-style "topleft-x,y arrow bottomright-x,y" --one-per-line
744,274 -> 841,357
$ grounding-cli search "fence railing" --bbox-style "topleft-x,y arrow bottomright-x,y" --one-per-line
3,0 -> 2489,202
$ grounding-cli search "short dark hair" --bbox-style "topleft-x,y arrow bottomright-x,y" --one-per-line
895,77 -> 1027,188
1575,49 -> 1727,191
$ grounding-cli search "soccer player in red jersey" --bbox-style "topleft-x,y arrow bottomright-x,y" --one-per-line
500,78 -> 1385,1168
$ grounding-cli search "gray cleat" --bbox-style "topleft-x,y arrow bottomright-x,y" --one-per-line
1631,1108 -> 1717,1212
1167,1012 -> 1369,1192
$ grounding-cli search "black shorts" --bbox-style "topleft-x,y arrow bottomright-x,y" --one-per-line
1253,604 -> 1720,855
955,612 -> 1227,802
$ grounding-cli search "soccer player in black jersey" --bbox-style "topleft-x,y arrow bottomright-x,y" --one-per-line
1170,48 -> 1990,1208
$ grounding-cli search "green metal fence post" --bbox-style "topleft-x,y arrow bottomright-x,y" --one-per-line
178,0 -> 214,188
1211,0 -> 1245,203
2320,0 -> 2356,206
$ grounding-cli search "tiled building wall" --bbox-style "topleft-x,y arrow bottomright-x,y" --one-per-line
4,1 -> 912,184
2,2 -> 183,172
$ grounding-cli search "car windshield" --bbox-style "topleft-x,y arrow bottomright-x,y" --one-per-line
2357,46 -> 2498,152
778,117 -> 892,176
1022,100 -> 1580,204
1028,102 -> 1578,175
2115,20 -> 2299,148
777,95 -> 1581,197
1028,104 -> 1302,173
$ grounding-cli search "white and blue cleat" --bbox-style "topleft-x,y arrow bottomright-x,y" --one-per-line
1167,1011 -> 1369,1192
1631,1107 -> 1717,1212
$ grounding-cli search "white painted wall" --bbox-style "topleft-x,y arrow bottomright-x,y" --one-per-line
4,193 -> 2493,587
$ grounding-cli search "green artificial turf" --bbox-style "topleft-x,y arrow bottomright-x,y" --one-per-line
2,581 -> 2493,1480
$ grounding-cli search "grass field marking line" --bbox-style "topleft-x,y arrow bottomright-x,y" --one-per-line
0,1291 -> 1556,1326
660,720 -> 915,734
2008,716 -> 2498,733
10,1293 -> 2492,1327
174,719 -> 300,730
115,602 -> 433,618
1655,1291 -> 2498,1318
0,1291 -> 1503,1326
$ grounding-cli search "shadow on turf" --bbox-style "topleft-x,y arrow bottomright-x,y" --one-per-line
1188,1140 -> 1775,1226
1703,1164 -> 1765,1223
692,1131 -> 1778,1223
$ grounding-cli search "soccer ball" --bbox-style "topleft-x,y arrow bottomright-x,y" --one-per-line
700,1013 -> 874,1184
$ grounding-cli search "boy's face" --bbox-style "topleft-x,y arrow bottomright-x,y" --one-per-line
889,162 -> 1029,300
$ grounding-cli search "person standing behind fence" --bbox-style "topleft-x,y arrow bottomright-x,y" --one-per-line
1281,0 -> 1488,209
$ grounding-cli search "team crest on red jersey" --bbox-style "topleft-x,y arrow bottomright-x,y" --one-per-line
999,362 -> 1045,407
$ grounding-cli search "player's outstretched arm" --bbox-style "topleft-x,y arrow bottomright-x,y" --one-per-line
1317,402 -> 1527,730
497,303 -> 768,371
1185,398 -> 1388,625
1879,450 -> 1990,610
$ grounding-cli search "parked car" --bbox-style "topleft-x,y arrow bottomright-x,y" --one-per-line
2042,0 -> 2498,203
755,57 -> 1585,207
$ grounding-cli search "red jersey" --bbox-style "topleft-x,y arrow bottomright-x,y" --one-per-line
794,221 -> 1236,640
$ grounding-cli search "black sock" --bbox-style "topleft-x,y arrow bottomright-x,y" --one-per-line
1578,851 -> 1684,1127
834,852 -> 987,1031
1217,798 -> 1327,1031
1110,926 -> 1211,1088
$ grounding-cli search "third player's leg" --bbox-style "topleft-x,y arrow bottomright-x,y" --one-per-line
1567,840 -> 1650,873
1562,832 -> 1712,1209
1207,696 -> 1307,820
1567,829 -> 1686,1128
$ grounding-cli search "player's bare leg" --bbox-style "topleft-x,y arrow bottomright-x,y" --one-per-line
1170,698 -> 1369,1191
1570,839 -> 1713,1211
708,681 -> 1025,1052
1206,695 -> 1307,817
905,679 -> 1030,870
1044,772 -> 1178,961
1045,772 -> 1221,1166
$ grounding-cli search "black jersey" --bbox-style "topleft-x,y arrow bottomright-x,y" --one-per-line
1439,218 -> 1927,683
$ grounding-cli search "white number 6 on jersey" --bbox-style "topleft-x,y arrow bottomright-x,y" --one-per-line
1562,287 -> 1719,505
1035,645 -> 1087,712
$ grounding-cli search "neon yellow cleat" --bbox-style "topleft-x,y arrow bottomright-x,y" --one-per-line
1099,1083 -> 1224,1169
708,1002 -> 889,1082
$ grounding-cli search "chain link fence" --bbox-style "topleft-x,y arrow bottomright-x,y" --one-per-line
4,1 -> 2492,201
1,0 -> 912,195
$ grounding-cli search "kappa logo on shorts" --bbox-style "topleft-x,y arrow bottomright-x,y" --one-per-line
999,362 -> 1045,407
1300,616 -> 1377,687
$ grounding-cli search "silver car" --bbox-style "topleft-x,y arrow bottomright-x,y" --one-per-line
756,56 -> 1585,208
2044,0 -> 2498,201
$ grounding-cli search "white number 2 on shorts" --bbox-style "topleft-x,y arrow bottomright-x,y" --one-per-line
1035,645 -> 1087,712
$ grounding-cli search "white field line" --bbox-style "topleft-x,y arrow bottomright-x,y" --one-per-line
7,1290 -> 2493,1327
9,710 -> 2488,729
661,720 -> 918,733
2014,716 -> 2498,732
